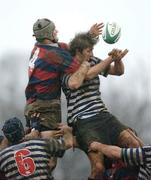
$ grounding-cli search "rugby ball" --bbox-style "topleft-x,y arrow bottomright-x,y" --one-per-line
102,22 -> 121,44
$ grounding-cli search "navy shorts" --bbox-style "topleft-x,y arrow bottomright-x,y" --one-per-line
73,111 -> 128,152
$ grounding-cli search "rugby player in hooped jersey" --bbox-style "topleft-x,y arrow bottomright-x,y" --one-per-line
61,32 -> 143,179
90,142 -> 150,180
0,117 -> 73,180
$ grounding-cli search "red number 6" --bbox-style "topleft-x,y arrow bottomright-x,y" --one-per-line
14,149 -> 36,176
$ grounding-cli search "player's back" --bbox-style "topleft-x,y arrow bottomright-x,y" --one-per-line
0,139 -> 53,180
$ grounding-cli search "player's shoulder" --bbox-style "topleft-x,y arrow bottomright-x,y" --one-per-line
58,42 -> 69,50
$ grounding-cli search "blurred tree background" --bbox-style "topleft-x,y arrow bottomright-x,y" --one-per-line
0,51 -> 151,180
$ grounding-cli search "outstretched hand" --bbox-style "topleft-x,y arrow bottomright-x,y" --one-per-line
108,48 -> 129,61
89,22 -> 104,38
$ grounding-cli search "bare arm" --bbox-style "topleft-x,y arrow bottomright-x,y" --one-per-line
108,49 -> 129,75
90,142 -> 122,159
0,137 -> 9,150
67,49 -> 128,89
85,56 -> 113,80
85,49 -> 128,79
108,60 -> 125,75
42,124 -> 75,149
67,61 -> 90,89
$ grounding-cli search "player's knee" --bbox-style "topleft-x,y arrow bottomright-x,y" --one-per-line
96,161 -> 105,172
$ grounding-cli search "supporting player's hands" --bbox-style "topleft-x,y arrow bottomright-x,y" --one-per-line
24,129 -> 39,140
24,113 -> 40,140
58,124 -> 79,149
89,22 -> 104,38
89,142 -> 100,152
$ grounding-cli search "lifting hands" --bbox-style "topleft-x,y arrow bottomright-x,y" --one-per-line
58,124 -> 78,149
24,113 -> 64,140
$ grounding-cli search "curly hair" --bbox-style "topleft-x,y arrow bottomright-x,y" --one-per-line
69,32 -> 98,56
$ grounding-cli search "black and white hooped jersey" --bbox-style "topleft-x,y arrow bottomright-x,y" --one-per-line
62,56 -> 108,125
0,138 -> 65,180
122,146 -> 151,180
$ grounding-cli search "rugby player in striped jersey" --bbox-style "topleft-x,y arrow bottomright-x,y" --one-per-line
0,117 -> 73,180
90,142 -> 150,180
61,32 -> 143,179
